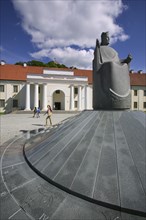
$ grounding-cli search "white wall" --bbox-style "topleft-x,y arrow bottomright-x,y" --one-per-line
0,81 -> 25,113
1,81 -> 146,113
131,86 -> 146,111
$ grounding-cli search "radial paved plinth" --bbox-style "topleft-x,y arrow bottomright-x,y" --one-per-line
24,110 -> 146,218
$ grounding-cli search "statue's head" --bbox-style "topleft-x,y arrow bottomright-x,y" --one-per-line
101,32 -> 109,45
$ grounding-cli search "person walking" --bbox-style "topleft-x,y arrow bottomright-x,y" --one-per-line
36,107 -> 41,118
33,107 -> 37,118
44,105 -> 53,126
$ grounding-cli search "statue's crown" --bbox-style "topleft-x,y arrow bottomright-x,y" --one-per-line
101,32 -> 109,37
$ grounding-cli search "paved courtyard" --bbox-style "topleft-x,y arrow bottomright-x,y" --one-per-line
0,112 -> 77,145
0,110 -> 146,220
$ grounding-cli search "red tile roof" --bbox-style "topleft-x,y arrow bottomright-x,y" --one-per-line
130,73 -> 146,86
74,69 -> 93,84
0,64 -> 145,86
0,65 -> 43,81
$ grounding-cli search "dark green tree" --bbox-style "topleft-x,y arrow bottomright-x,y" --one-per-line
46,61 -> 58,67
15,61 -> 25,66
14,60 -> 70,68
46,61 -> 68,68
27,60 -> 46,67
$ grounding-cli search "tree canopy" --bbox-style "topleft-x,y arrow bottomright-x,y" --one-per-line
15,60 -> 69,68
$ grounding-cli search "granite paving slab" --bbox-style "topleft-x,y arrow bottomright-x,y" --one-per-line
1,123 -> 132,220
1,110 -> 146,219
24,110 -> 146,218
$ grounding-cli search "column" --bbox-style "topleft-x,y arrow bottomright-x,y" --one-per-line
25,83 -> 31,110
131,89 -> 133,110
138,89 -> 143,110
70,84 -> 74,110
42,83 -> 47,110
34,83 -> 39,108
84,85 -> 88,110
78,85 -> 82,111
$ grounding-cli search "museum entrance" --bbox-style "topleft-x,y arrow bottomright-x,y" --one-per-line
53,90 -> 65,110
54,102 -> 61,110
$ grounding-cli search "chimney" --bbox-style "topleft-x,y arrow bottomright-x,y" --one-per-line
130,69 -> 134,73
1,60 -> 6,65
23,62 -> 27,67
138,70 -> 143,74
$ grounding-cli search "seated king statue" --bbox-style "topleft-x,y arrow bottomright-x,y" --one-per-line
93,32 -> 132,109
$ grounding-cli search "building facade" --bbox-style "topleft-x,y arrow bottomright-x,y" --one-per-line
131,86 -> 146,110
0,63 -> 146,113
130,72 -> 146,111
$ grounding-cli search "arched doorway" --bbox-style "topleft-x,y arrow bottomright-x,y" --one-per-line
53,90 -> 65,110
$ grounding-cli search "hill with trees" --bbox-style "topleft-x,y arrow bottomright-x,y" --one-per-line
15,60 -> 76,69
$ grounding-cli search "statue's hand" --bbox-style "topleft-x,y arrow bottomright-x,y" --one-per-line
96,39 -> 100,48
128,54 -> 132,59
126,54 -> 132,63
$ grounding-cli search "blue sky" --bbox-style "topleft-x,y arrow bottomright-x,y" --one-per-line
0,0 -> 146,71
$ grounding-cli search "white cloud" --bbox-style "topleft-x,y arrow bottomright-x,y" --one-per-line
30,47 -> 94,69
12,0 -> 129,69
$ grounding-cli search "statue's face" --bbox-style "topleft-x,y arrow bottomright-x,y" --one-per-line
101,33 -> 109,45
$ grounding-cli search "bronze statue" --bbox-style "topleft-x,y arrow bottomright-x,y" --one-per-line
93,32 -> 132,109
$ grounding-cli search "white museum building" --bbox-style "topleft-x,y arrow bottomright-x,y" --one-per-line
25,69 -> 92,111
0,63 -> 93,112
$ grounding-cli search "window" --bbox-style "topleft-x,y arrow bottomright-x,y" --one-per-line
0,99 -> 5,107
56,90 -> 60,94
13,99 -> 18,107
134,102 -> 137,108
0,85 -> 4,92
74,88 -> 78,95
143,102 -> 146,109
134,90 -> 137,96
13,85 -> 18,93
144,90 -> 146,96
